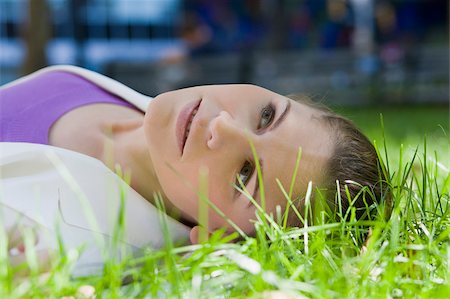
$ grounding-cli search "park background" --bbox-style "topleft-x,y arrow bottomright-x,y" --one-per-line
1,1 -> 449,297
1,0 -> 448,162
0,0 -> 447,102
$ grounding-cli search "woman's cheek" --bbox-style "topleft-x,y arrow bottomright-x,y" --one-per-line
207,209 -> 254,234
163,174 -> 199,214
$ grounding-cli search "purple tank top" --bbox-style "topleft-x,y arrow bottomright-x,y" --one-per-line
0,71 -> 137,144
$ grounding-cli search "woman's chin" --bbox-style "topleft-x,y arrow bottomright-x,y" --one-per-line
178,215 -> 197,228
169,208 -> 198,228
159,196 -> 197,227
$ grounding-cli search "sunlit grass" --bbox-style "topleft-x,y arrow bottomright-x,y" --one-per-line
1,106 -> 449,298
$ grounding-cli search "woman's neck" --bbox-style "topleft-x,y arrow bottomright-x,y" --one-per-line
101,118 -> 161,203
100,116 -> 193,225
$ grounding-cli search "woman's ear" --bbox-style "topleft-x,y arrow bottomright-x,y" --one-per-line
189,226 -> 200,244
189,226 -> 210,244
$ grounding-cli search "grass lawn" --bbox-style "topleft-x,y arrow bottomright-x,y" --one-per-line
339,105 -> 449,166
2,105 -> 449,298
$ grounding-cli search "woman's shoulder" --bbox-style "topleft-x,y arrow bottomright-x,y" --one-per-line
0,68 -> 140,145
49,103 -> 143,158
1,65 -> 153,112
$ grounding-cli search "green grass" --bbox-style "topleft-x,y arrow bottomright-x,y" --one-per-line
2,105 -> 449,298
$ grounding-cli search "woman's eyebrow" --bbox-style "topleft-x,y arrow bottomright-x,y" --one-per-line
271,99 -> 291,131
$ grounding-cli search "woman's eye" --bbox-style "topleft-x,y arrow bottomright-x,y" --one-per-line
258,104 -> 275,129
236,161 -> 254,187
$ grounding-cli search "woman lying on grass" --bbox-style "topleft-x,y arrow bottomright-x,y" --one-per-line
0,65 -> 390,274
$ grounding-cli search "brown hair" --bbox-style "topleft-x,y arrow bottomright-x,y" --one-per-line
288,94 -> 392,221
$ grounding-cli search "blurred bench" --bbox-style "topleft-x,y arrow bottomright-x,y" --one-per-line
105,46 -> 449,105
105,53 -> 241,96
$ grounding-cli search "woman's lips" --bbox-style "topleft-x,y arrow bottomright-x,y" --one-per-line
176,99 -> 201,155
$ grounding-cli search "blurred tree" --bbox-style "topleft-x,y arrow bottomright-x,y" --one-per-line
70,0 -> 87,66
21,0 -> 51,75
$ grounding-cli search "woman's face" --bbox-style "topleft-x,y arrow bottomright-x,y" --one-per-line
144,85 -> 332,235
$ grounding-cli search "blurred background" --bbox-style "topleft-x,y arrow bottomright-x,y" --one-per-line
0,0 -> 448,106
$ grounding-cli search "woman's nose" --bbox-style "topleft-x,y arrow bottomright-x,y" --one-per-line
207,111 -> 246,150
